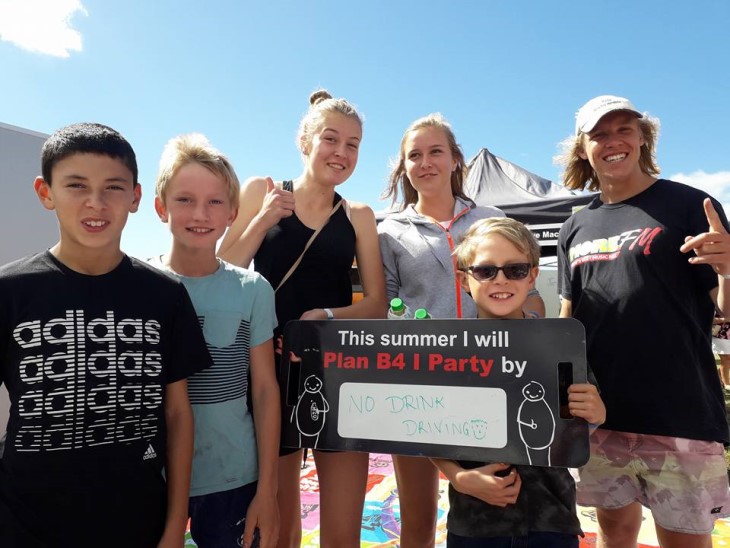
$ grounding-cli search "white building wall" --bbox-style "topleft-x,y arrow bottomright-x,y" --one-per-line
0,122 -> 56,263
0,122 -> 54,436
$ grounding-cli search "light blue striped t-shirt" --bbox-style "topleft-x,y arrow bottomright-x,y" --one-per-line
149,257 -> 276,496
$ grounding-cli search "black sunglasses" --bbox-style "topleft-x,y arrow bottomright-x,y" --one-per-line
465,263 -> 531,281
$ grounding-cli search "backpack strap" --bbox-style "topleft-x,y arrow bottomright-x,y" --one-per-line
275,198 -> 344,294
342,199 -> 351,221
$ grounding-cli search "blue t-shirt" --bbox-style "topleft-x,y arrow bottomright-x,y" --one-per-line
150,258 -> 277,496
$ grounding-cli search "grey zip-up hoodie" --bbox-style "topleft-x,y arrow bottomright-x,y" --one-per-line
377,196 -> 504,319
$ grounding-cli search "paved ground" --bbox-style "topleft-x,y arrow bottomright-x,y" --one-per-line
184,452 -> 730,547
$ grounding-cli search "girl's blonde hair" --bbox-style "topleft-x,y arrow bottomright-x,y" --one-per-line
382,113 -> 468,209
296,89 -> 363,155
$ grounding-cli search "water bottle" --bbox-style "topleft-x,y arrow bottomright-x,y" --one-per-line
414,308 -> 431,320
387,297 -> 412,319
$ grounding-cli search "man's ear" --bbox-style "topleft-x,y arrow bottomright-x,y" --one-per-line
130,183 -> 142,213
577,136 -> 588,160
34,177 -> 56,211
154,195 -> 169,222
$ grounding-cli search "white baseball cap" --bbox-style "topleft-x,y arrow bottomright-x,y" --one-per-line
575,95 -> 642,135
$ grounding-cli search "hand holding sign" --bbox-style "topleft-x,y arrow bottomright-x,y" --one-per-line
567,383 -> 606,425
680,198 -> 730,277
300,308 -> 329,321
454,463 -> 522,508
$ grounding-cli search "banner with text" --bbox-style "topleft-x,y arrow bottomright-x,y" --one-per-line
280,318 -> 589,467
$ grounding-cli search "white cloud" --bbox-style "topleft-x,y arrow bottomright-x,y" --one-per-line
670,170 -> 730,216
0,0 -> 87,58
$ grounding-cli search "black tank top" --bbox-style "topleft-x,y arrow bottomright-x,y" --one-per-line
254,181 -> 356,336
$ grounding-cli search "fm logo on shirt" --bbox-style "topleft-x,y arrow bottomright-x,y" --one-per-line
568,226 -> 662,268
11,309 -> 163,452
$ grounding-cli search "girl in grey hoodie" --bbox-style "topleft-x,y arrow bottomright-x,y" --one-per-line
378,114 -> 543,547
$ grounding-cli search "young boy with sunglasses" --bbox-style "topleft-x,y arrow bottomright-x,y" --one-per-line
431,217 -> 605,547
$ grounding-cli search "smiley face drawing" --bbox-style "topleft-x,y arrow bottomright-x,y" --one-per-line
292,374 -> 330,447
470,419 -> 489,440
517,381 -> 555,466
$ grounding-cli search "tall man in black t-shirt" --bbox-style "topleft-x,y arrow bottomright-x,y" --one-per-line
557,96 -> 730,548
0,123 -> 212,547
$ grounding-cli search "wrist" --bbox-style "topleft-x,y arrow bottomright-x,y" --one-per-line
252,211 -> 277,233
323,307 -> 334,320
254,484 -> 277,498
452,467 -> 469,489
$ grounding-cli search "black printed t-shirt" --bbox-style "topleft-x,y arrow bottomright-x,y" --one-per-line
448,464 -> 581,537
0,251 -> 212,547
558,179 -> 729,442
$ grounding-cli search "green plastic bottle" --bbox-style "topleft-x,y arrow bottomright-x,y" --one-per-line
414,308 -> 431,320
387,297 -> 412,319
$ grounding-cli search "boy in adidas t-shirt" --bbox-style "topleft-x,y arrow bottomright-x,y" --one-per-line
0,123 -> 211,547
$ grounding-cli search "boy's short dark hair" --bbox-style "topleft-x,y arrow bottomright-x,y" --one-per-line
41,122 -> 138,185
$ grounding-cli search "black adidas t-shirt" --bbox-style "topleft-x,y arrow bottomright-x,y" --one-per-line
0,252 -> 212,547
558,179 -> 729,443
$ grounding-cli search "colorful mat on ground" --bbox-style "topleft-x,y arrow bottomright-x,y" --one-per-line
185,452 -> 730,547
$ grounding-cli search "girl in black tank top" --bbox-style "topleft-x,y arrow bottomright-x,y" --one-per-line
254,180 -> 355,341
218,90 -> 385,548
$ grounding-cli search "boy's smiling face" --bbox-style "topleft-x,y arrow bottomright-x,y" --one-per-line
35,153 -> 140,260
458,233 -> 538,319
580,111 -> 645,186
154,162 -> 237,253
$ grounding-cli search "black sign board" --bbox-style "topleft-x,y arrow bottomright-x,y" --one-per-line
280,318 -> 589,467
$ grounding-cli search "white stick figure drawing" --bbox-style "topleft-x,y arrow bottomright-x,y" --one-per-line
291,374 -> 330,448
517,381 -> 555,466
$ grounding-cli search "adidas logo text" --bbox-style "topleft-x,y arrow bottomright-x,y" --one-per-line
143,443 -> 157,461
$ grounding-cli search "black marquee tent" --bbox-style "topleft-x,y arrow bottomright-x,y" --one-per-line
464,147 -> 567,204
464,148 -> 597,255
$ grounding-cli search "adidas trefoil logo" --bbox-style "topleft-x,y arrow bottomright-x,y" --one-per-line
143,443 -> 157,461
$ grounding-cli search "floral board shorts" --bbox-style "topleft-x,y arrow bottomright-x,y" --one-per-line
576,428 -> 730,534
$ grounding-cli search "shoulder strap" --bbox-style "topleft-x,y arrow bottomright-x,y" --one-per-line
275,199 -> 344,294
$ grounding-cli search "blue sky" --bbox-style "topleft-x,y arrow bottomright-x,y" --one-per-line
1,0 -> 729,259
